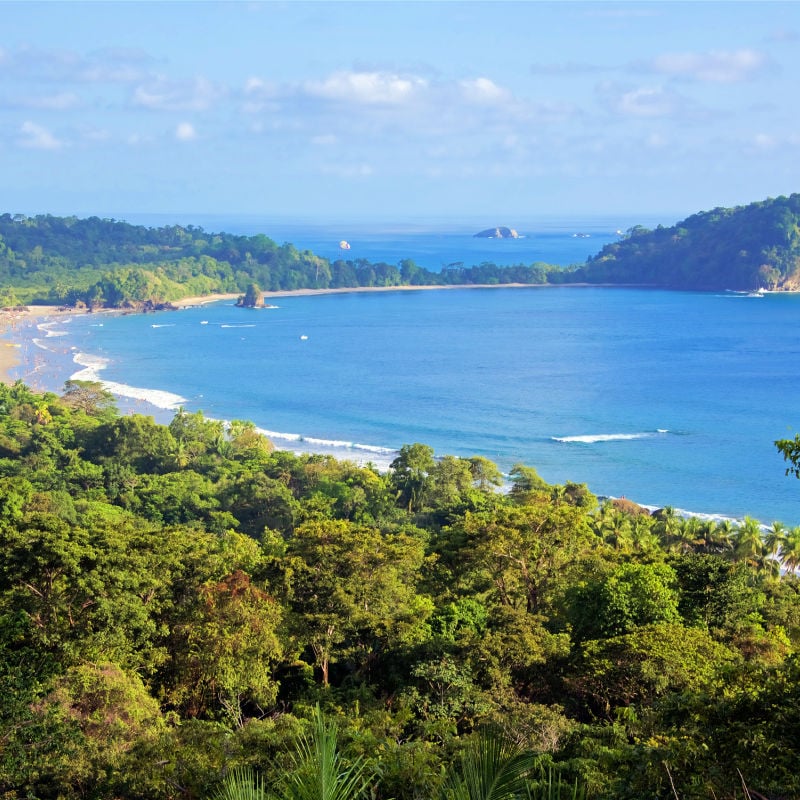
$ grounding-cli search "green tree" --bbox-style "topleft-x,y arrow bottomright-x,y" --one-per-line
568,562 -> 681,641
276,519 -> 431,685
445,499 -> 594,615
390,443 -> 436,512
775,433 -> 800,478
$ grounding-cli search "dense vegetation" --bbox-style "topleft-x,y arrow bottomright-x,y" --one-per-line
2,195 -> 800,307
568,194 -> 800,290
0,214 -> 560,308
1,379 -> 798,799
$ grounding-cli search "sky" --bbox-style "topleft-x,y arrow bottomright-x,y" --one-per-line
1,1 -> 799,223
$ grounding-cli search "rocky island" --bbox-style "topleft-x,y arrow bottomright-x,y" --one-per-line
473,226 -> 519,239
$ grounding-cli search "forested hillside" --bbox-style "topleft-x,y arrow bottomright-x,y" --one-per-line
2,195 -> 800,306
0,214 -> 557,308
1,379 -> 798,799
568,194 -> 800,290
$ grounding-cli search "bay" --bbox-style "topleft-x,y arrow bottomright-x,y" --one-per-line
15,220 -> 800,526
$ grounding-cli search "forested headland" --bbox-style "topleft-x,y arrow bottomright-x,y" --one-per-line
2,193 -> 800,309
0,213 -> 558,309
1,379 -> 799,799
569,194 -> 800,290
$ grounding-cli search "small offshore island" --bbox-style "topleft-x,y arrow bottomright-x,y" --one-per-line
0,194 -> 800,800
473,225 -> 520,238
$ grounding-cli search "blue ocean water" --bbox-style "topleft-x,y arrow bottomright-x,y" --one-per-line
15,221 -> 800,526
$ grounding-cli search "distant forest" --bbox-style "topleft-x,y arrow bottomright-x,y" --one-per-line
1,193 -> 800,308
0,213 -> 558,308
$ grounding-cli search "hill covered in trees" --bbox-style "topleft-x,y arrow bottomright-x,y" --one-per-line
567,194 -> 800,290
1,378 -> 799,799
1,194 -> 800,307
0,213 -> 558,308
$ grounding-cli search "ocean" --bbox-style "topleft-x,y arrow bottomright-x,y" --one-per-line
12,217 -> 800,526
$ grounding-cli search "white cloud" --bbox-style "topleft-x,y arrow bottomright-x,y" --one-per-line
646,49 -> 768,83
459,77 -> 511,105
133,76 -> 224,111
18,121 -> 63,150
615,87 -> 678,117
303,71 -> 426,105
175,122 -> 197,141
597,81 -> 693,119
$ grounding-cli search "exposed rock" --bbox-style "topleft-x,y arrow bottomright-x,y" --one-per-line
474,226 -> 519,239
611,497 -> 651,517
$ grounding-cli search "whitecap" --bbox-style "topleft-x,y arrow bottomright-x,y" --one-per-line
37,321 -> 69,337
70,351 -> 185,410
221,323 -> 256,328
32,338 -> 55,352
552,432 -> 656,443
302,436 -> 355,448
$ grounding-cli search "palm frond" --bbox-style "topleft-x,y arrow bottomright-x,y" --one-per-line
277,705 -> 374,800
216,767 -> 268,800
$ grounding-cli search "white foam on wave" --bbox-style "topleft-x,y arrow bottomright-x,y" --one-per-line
37,321 -> 69,338
70,351 -> 186,410
256,427 -> 397,456
151,323 -> 175,328
552,430 -> 668,444
221,323 -> 256,328
32,338 -> 55,352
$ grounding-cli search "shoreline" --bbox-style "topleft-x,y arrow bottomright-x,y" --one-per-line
0,284 -> 554,382
0,279 -> 788,384
0,290 -> 790,527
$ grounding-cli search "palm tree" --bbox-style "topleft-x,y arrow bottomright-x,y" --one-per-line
442,729 -> 535,800
733,516 -> 764,569
779,526 -> 800,573
653,506 -> 680,550
215,706 -> 374,800
601,510 -> 633,552
764,521 -> 788,560
676,516 -> 704,553
704,518 -> 735,556
275,705 -> 374,800
216,768 -> 267,800
630,515 -> 659,554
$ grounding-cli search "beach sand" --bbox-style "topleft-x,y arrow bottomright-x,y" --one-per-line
0,304 -> 106,385
0,309 -> 51,384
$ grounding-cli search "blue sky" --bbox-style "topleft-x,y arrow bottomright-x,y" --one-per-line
1,1 -> 799,223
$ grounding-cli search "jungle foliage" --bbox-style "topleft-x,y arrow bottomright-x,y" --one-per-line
568,194 -> 800,290
0,380 -> 798,800
0,214 -> 559,308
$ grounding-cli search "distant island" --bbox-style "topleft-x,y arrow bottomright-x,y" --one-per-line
474,226 -> 520,239
1,194 -> 800,309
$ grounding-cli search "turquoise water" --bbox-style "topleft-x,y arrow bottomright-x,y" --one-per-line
15,223 -> 800,526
